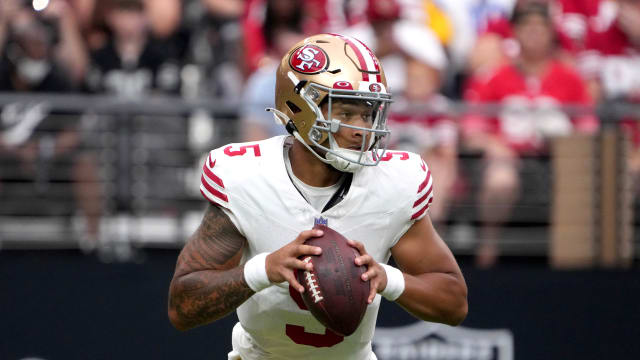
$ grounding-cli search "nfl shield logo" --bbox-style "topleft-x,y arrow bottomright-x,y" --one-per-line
314,217 -> 328,226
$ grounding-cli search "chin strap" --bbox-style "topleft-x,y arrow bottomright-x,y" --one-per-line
325,151 -> 363,172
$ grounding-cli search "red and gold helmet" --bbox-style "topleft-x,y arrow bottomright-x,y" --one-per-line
269,33 -> 392,172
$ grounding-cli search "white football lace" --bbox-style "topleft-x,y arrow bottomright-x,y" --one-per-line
302,257 -> 324,303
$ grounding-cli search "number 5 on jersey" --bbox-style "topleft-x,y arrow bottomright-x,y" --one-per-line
286,284 -> 344,347
224,144 -> 261,157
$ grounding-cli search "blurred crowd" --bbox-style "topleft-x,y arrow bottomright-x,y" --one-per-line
1,0 -> 640,265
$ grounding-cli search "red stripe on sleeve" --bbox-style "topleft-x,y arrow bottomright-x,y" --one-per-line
203,162 -> 225,188
411,204 -> 428,220
413,187 -> 433,208
411,197 -> 433,220
201,175 -> 229,203
200,189 -> 229,208
417,170 -> 431,193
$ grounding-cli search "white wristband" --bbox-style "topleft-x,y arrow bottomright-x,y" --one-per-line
244,253 -> 271,292
380,263 -> 405,301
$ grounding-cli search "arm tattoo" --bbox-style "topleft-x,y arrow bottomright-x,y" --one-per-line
169,204 -> 253,330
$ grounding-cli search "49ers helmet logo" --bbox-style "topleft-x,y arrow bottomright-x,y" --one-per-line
290,45 -> 329,74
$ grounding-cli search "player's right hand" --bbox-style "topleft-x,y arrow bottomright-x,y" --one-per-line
265,229 -> 323,293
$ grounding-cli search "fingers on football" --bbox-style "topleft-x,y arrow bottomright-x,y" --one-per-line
368,281 -> 378,304
348,239 -> 367,255
361,262 -> 376,281
288,257 -> 313,272
360,265 -> 382,303
295,244 -> 322,257
285,272 -> 305,293
372,268 -> 387,303
355,254 -> 372,267
295,229 -> 323,243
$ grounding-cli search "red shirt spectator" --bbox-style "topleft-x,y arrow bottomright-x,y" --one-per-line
554,0 -> 603,49
577,0 -> 640,100
464,60 -> 597,153
466,0 -> 588,102
482,0 -> 602,50
573,0 -> 640,152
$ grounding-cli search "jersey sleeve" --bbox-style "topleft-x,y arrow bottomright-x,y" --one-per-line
407,157 -> 434,222
199,149 -> 230,209
198,147 -> 248,236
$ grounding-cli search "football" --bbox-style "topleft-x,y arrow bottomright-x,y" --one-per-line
296,224 -> 370,336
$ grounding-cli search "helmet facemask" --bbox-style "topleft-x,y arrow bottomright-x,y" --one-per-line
285,78 -> 392,172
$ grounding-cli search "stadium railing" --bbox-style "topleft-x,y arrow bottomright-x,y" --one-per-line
0,92 -> 637,267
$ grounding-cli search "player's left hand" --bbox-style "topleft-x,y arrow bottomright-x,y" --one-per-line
348,239 -> 387,304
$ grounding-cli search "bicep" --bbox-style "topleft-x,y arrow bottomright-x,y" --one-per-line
391,215 -> 461,277
174,204 -> 246,277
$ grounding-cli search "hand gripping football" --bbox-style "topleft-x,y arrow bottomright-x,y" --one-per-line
296,224 -> 370,336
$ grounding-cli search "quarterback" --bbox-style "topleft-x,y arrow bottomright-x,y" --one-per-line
168,33 -> 468,359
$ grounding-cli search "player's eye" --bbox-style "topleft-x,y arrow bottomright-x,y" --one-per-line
337,112 -> 351,119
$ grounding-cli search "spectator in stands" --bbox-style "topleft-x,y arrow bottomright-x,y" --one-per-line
0,6 -> 74,92
419,0 -> 476,91
462,3 -> 598,267
1,0 -> 88,87
465,0 -> 588,98
178,0 -> 243,99
243,0 -> 304,75
240,28 -> 305,141
574,0 -> 640,195
242,0 -> 367,76
577,0 -> 640,101
85,0 -> 180,96
0,4 -> 102,250
64,0 -> 111,51
67,0 -> 182,51
240,0 -> 306,141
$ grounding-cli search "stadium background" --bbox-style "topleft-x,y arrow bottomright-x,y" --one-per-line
1,0 -> 640,359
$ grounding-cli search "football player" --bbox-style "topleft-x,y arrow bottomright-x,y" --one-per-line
168,33 -> 467,359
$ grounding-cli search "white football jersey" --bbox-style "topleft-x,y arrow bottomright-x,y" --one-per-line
199,135 -> 434,359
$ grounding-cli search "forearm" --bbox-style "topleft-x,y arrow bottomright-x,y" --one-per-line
395,272 -> 468,326
168,265 -> 253,331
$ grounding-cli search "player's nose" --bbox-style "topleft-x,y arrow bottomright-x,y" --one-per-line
350,115 -> 370,136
